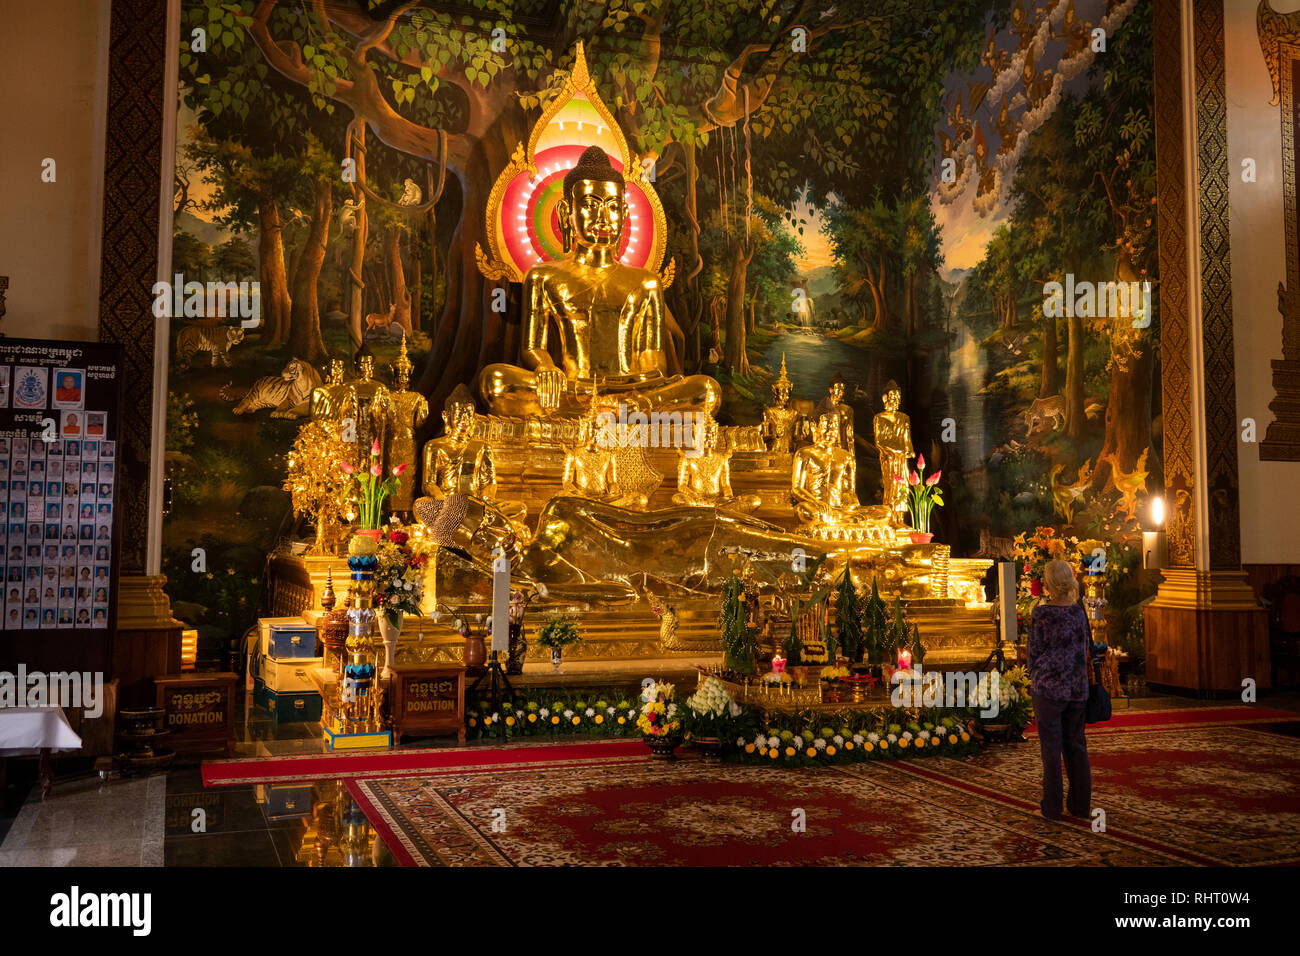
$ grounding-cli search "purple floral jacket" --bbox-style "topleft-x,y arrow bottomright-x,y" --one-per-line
1027,602 -> 1092,702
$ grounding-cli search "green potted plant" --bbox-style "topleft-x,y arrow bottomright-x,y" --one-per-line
535,614 -> 581,672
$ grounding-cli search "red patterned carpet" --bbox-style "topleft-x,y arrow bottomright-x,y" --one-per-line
349,724 -> 1300,866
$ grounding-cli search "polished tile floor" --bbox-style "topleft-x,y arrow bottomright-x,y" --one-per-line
3,688 -> 1299,866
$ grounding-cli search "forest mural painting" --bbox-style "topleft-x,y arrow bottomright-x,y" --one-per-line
165,0 -> 1158,661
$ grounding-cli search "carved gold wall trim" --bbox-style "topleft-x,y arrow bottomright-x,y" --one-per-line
1193,0 -> 1243,570
1154,0 -> 1196,567
1258,1 -> 1300,460
96,0 -> 169,575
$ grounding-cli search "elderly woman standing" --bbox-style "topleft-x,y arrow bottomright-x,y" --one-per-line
1026,559 -> 1093,821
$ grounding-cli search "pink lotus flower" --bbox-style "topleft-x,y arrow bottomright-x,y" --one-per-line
926,470 -> 942,486
894,473 -> 905,484
370,463 -> 382,477
917,453 -> 925,470
909,471 -> 920,486
338,461 -> 355,475
371,438 -> 381,456
392,463 -> 410,477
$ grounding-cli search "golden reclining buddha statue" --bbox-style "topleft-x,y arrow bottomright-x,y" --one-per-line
479,146 -> 720,420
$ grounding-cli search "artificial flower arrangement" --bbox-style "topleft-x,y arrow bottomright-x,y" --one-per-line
734,707 -> 981,767
820,664 -> 851,682
681,676 -> 747,740
903,453 -> 944,534
372,528 -> 430,628
339,439 -> 409,530
1013,525 -> 1075,629
636,680 -> 681,738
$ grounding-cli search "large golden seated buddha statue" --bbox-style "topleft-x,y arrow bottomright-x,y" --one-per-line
479,146 -> 720,423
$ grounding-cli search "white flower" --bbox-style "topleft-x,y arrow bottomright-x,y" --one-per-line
902,731 -> 913,740
728,701 -> 743,718
563,709 -> 574,719
853,734 -> 865,745
667,703 -> 677,717
833,735 -> 844,746
886,733 -> 898,743
814,738 -> 826,750
767,736 -> 780,749
539,708 -> 550,718
606,706 -> 616,715
627,709 -> 636,719
735,737 -> 745,747
867,732 -> 879,744
515,710 -> 524,718
918,730 -> 931,740
585,707 -> 595,717
793,735 -> 804,749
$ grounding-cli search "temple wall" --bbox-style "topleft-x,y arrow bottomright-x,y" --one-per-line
1225,0 -> 1300,564
0,0 -> 108,341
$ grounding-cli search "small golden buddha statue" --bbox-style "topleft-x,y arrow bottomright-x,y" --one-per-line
479,145 -> 720,419
872,379 -> 915,526
762,354 -> 802,455
384,336 -> 429,514
560,390 -> 659,509
672,415 -> 759,513
310,359 -> 349,422
422,386 -> 526,525
792,413 -> 884,529
815,373 -> 855,450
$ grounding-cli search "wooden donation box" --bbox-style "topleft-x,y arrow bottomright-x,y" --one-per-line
391,665 -> 466,745
155,673 -> 237,755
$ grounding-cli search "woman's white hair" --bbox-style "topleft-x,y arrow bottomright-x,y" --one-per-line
1044,559 -> 1079,603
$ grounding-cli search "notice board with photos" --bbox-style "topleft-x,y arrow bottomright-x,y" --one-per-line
0,338 -> 123,634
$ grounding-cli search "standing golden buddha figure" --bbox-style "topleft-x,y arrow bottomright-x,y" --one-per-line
873,379 -> 915,526
816,373 -> 855,451
762,354 -> 802,455
343,351 -> 391,471
384,336 -> 428,515
479,145 -> 720,419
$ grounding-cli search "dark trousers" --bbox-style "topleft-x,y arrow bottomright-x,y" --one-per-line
1031,693 -> 1091,818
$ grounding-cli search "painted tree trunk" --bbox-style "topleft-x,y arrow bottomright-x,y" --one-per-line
346,123 -> 368,352
384,224 -> 412,334
723,240 -> 753,374
1066,312 -> 1085,441
1040,312 -> 1059,397
1091,257 -> 1154,491
288,176 -> 331,363
256,196 -> 291,347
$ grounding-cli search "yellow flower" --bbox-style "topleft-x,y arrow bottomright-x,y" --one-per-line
931,737 -> 941,747
899,738 -> 909,748
744,744 -> 755,754
784,746 -> 796,757
879,740 -> 888,749
505,716 -> 515,726
769,749 -> 779,759
551,716 -> 560,724
948,734 -> 958,745
806,747 -> 817,758
826,745 -> 836,756
960,732 -> 970,742
594,715 -> 604,724
617,716 -> 626,724
863,742 -> 874,752
528,714 -> 537,723
845,742 -> 854,751
572,716 -> 580,725
468,718 -> 477,727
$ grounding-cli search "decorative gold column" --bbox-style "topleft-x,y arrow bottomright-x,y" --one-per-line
1144,0 -> 1269,692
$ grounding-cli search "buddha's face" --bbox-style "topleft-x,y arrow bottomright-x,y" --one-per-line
329,360 -> 344,384
817,415 -> 838,446
357,356 -> 374,381
774,383 -> 790,405
444,404 -> 474,440
562,179 -> 626,251
883,388 -> 901,413
829,382 -> 844,405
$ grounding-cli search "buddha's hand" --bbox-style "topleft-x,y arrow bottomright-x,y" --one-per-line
536,366 -> 567,411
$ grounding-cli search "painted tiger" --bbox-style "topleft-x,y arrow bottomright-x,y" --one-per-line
232,358 -> 323,419
176,324 -> 245,368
